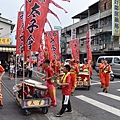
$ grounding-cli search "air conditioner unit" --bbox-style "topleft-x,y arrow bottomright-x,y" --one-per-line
99,29 -> 103,32
99,45 -> 103,50
93,48 -> 97,51
103,44 -> 106,49
108,45 -> 114,50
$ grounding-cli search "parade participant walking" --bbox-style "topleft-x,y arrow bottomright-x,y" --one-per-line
99,59 -> 104,87
69,59 -> 79,96
36,59 -> 57,107
55,65 -> 72,117
0,65 -> 5,108
82,59 -> 92,77
102,59 -> 111,93
51,60 -> 60,75
82,59 -> 89,72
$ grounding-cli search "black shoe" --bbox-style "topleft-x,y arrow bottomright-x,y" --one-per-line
71,92 -> 74,96
55,113 -> 63,117
105,90 -> 108,93
65,110 -> 73,113
25,111 -> 31,116
0,105 -> 4,108
103,88 -> 106,92
101,85 -> 103,88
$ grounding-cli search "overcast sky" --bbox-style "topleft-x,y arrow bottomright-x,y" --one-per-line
0,0 -> 98,44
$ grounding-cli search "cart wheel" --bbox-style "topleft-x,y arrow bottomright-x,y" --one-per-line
87,82 -> 91,90
42,107 -> 48,114
24,109 -> 31,116
87,85 -> 90,90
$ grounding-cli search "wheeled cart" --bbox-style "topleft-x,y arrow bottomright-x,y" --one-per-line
77,72 -> 91,90
13,79 -> 50,115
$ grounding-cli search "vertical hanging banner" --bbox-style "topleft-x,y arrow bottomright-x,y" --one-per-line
112,0 -> 120,36
45,30 -> 60,61
16,11 -> 24,54
24,0 -> 50,54
86,29 -> 92,62
69,38 -> 80,61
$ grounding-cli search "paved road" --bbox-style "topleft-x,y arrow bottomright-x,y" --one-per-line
1,69 -> 120,120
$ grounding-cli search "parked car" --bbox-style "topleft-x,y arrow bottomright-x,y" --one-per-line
95,56 -> 120,76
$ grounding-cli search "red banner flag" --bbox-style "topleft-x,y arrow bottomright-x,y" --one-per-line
45,30 -> 60,61
69,38 -> 80,61
24,0 -> 50,54
86,29 -> 92,62
16,11 -> 24,54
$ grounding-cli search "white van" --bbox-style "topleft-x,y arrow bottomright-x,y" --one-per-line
95,56 -> 120,76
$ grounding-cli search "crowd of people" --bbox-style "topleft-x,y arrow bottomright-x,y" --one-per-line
0,55 -> 112,117
36,58 -> 94,117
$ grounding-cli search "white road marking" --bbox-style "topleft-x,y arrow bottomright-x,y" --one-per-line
75,95 -> 120,117
91,81 -> 120,86
117,89 -> 120,92
98,92 -> 120,101
91,80 -> 99,83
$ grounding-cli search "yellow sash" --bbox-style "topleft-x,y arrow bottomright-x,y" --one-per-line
61,72 -> 71,83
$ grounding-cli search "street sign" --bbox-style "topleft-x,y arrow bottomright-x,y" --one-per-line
54,26 -> 61,30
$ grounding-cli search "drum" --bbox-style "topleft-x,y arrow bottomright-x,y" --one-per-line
25,79 -> 42,86
78,72 -> 89,76
35,84 -> 48,90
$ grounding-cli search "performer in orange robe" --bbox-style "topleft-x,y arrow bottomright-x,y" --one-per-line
82,59 -> 92,77
51,60 -> 60,75
0,65 -> 5,108
99,59 -> 104,87
82,59 -> 89,72
69,59 -> 79,95
102,59 -> 111,93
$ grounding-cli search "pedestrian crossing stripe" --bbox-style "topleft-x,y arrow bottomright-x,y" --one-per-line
91,81 -> 120,86
97,92 -> 120,101
75,95 -> 120,117
117,89 -> 120,92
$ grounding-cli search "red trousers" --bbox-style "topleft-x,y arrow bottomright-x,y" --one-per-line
103,73 -> 110,88
71,74 -> 77,93
99,72 -> 104,86
46,82 -> 57,106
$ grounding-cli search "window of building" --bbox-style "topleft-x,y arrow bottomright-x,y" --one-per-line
104,3 -> 107,10
94,36 -> 98,45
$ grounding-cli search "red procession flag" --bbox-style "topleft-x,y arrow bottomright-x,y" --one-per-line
24,0 -> 50,54
45,30 -> 60,61
86,29 -> 92,63
16,11 -> 24,54
69,38 -> 80,61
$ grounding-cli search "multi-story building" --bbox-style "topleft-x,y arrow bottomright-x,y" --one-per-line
0,14 -> 15,66
61,0 -> 120,62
